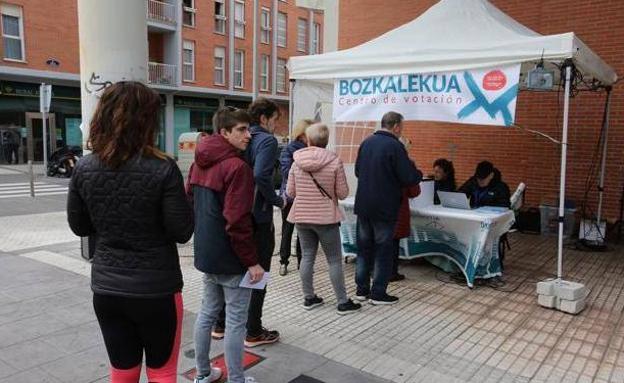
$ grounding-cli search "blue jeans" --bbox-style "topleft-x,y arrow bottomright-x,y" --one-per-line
355,217 -> 396,299
194,274 -> 252,383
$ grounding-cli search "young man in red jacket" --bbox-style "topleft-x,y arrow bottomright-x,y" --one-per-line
187,107 -> 263,383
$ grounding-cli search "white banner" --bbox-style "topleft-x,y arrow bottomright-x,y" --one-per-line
333,64 -> 521,126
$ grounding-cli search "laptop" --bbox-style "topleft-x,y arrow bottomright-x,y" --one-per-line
437,191 -> 471,210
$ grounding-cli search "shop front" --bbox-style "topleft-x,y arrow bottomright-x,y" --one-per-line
173,95 -> 219,158
0,80 -> 81,164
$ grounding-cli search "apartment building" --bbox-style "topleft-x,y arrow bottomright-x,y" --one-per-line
0,0 -> 323,162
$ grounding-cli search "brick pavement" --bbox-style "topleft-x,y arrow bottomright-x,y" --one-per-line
3,167 -> 624,382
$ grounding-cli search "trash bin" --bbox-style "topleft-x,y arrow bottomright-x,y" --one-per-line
177,132 -> 203,178
539,205 -> 577,237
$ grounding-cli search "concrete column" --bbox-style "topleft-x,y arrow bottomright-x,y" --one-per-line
165,94 -> 175,154
252,0 -> 259,100
78,0 -> 148,147
271,0 -> 278,95
229,0 -> 235,91
308,9 -> 314,54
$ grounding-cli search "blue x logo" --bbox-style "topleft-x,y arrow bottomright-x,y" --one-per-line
457,71 -> 519,126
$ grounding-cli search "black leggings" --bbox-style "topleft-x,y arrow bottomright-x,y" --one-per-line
93,293 -> 183,383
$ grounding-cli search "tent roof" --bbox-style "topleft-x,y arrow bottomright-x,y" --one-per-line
288,0 -> 617,85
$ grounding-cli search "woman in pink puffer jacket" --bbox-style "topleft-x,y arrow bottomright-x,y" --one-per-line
286,123 -> 361,315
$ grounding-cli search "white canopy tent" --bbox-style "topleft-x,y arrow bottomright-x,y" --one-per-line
287,0 -> 618,282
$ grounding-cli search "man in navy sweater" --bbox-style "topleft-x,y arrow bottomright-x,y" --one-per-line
354,111 -> 422,305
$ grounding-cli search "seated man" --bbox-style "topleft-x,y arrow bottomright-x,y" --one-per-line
459,161 -> 510,208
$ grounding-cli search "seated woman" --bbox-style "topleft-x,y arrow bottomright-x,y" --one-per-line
433,158 -> 456,204
459,160 -> 510,208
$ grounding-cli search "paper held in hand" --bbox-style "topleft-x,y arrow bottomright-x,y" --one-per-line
239,271 -> 271,290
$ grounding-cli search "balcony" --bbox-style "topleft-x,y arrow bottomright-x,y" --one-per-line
148,62 -> 177,86
147,0 -> 177,30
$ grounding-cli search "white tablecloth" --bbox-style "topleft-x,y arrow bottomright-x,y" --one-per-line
339,197 -> 515,287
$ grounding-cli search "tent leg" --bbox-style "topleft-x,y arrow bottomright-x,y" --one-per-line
596,88 -> 612,227
288,80 -> 295,139
557,65 -> 572,280
537,64 -> 587,315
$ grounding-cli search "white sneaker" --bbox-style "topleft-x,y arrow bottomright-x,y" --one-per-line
194,367 -> 223,383
245,377 -> 258,383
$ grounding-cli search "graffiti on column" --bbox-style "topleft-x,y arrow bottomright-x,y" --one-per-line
84,72 -> 113,96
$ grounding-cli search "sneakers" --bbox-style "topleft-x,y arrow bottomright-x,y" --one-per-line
303,295 -> 324,310
388,273 -> 406,282
369,294 -> 399,305
245,377 -> 258,383
354,294 -> 369,302
337,299 -> 362,315
279,263 -> 288,276
244,328 -> 280,348
211,325 -> 225,340
194,367 -> 223,383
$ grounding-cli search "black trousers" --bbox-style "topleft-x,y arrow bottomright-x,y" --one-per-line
216,220 -> 275,337
279,202 -> 301,267
93,293 -> 181,370
247,221 -> 275,336
392,239 -> 401,276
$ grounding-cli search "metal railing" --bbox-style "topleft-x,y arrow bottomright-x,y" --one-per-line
148,62 -> 177,86
147,0 -> 177,25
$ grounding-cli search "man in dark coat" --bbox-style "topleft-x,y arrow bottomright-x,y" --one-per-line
243,98 -> 285,347
354,111 -> 422,305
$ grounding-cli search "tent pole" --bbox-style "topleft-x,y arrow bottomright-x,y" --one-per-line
289,79 -> 295,139
596,87 -> 612,226
557,65 -> 572,280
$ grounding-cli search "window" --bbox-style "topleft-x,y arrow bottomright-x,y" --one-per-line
260,55 -> 270,91
1,5 -> 24,61
277,58 -> 287,93
312,22 -> 321,54
214,47 -> 226,86
277,12 -> 287,47
297,18 -> 307,52
234,0 -> 245,39
234,50 -> 244,88
190,110 -> 215,134
182,41 -> 195,82
214,0 -> 226,34
260,8 -> 271,44
182,0 -> 195,27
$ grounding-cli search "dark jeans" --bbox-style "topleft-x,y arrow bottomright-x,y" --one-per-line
355,217 -> 396,299
279,202 -> 301,267
215,220 -> 275,336
247,220 -> 274,336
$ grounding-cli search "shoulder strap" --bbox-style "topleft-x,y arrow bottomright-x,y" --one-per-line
307,171 -> 332,201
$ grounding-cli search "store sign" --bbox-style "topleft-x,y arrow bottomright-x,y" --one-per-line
0,81 -> 80,100
333,64 -> 520,126
174,96 -> 219,109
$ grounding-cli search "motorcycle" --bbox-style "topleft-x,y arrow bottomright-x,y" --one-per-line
47,145 -> 82,177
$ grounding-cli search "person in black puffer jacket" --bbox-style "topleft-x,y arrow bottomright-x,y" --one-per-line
459,160 -> 510,208
67,82 -> 193,383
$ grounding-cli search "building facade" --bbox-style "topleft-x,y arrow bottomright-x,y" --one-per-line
339,0 -> 623,223
0,0 -> 323,162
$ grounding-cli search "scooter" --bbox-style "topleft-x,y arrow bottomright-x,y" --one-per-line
47,146 -> 82,177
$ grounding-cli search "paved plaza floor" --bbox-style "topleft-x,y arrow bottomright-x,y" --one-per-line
1,166 -> 624,382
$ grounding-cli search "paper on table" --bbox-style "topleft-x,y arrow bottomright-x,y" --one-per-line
239,271 -> 271,290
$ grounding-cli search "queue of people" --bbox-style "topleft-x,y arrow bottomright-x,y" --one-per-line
67,81 -> 510,383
